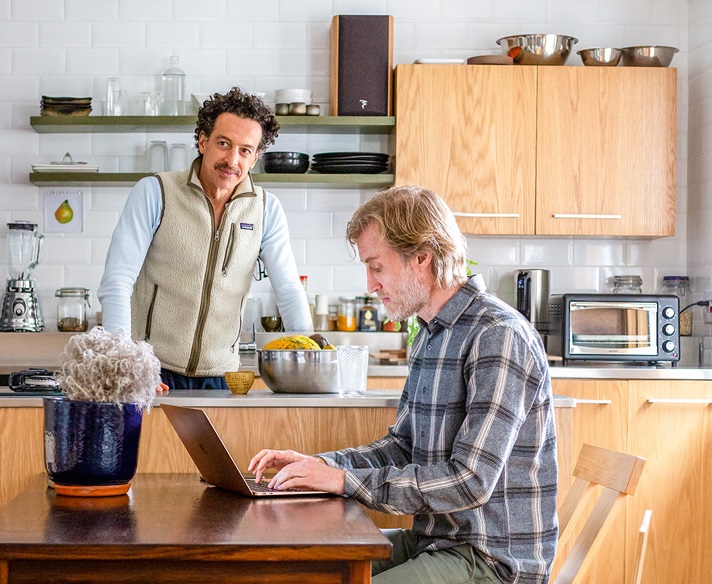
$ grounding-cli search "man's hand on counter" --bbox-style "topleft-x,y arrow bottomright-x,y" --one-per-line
248,449 -> 346,494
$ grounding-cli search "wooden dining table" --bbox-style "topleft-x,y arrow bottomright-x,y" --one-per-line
0,473 -> 392,584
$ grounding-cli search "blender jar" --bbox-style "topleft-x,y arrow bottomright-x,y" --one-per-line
55,287 -> 90,332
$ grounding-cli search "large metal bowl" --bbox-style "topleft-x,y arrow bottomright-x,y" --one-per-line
496,33 -> 578,65
577,47 -> 623,67
257,349 -> 339,394
620,46 -> 679,67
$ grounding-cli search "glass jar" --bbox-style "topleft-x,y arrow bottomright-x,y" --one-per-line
55,287 -> 90,332
337,297 -> 357,332
613,275 -> 642,294
660,276 -> 692,336
358,294 -> 378,332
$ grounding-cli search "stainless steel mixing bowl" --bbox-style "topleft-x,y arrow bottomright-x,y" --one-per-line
577,47 -> 623,67
620,46 -> 679,67
496,33 -> 578,65
257,349 -> 339,394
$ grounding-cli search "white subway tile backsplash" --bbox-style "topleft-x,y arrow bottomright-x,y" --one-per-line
521,238 -> 573,266
286,212 -> 333,238
413,23 -> 469,49
572,239 -> 625,266
199,22 -> 254,49
493,1 -> 547,23
42,236 -> 92,264
279,0 -> 334,22
226,0 -> 279,22
552,266 -> 601,293
66,48 -> 120,75
0,22 -> 38,48
550,0 -> 600,24
39,22 -> 92,48
387,0 -> 440,22
333,263 -> 367,293
11,0 -> 63,20
146,22 -> 200,48
0,50 -> 10,75
254,22 -> 307,48
119,0 -> 172,21
0,128 -> 37,156
92,22 -> 146,48
465,237 -> 519,265
13,49 -> 65,76
333,0 -> 388,15
306,238 -> 355,265
0,75 -> 37,101
172,0 -> 226,22
66,0 -> 118,21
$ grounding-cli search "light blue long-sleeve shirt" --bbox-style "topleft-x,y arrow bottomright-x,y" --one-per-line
98,173 -> 313,335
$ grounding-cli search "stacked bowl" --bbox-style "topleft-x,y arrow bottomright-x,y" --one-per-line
262,151 -> 309,174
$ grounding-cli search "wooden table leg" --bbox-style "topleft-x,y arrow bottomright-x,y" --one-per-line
0,560 -> 8,584
349,561 -> 372,583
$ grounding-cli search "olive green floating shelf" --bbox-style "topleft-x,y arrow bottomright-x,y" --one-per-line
29,172 -> 395,189
30,115 -> 395,134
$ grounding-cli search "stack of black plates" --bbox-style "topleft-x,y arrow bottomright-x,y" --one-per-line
40,96 -> 92,117
311,152 -> 389,174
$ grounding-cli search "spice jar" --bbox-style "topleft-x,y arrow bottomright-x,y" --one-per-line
613,275 -> 643,294
55,287 -> 90,332
337,297 -> 357,331
660,276 -> 692,336
358,294 -> 378,332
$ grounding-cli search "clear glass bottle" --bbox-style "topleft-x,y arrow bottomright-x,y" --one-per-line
660,276 -> 692,336
337,296 -> 357,332
55,287 -> 90,332
161,55 -> 186,115
299,275 -> 315,325
613,275 -> 643,294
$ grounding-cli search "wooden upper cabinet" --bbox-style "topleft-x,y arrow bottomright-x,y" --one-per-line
536,67 -> 677,236
394,65 -> 676,237
394,64 -> 537,235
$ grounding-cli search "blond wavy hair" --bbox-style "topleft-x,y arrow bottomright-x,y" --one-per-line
346,185 -> 468,289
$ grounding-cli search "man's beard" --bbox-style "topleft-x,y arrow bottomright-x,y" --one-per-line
383,266 -> 429,323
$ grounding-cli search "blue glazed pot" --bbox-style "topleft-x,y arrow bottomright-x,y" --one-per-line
43,398 -> 143,486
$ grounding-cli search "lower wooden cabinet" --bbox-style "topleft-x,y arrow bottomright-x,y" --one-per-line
627,381 -> 712,584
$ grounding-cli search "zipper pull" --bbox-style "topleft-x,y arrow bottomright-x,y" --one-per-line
222,268 -> 227,277
214,230 -> 220,241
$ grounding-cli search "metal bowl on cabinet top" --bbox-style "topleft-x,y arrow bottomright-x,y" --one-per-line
620,45 -> 679,67
577,47 -> 623,67
257,349 -> 339,394
496,33 -> 578,65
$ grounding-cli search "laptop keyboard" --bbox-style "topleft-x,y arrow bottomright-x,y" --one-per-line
247,479 -> 304,493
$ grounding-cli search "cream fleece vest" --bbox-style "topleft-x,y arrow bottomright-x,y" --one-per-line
131,170 -> 264,376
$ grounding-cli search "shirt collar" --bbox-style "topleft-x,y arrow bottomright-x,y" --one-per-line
418,274 -> 487,332
187,156 -> 257,199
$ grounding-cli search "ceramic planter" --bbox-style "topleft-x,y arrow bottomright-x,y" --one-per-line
43,398 -> 143,495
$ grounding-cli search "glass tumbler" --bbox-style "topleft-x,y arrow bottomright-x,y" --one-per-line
168,143 -> 188,171
104,77 -> 120,115
148,141 -> 168,172
336,345 -> 369,397
142,91 -> 162,116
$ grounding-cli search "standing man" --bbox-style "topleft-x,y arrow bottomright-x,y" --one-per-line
98,88 -> 312,389
249,185 -> 558,583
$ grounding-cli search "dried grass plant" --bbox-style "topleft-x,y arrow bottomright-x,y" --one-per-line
56,327 -> 161,410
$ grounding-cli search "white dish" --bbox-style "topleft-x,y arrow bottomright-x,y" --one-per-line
32,164 -> 99,173
275,88 -> 312,105
414,58 -> 466,65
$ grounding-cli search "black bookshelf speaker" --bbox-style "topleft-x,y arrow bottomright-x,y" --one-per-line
330,15 -> 394,116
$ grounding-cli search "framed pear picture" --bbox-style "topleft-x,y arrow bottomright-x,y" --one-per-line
44,189 -> 84,233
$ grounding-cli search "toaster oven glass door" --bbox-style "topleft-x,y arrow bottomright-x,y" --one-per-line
568,301 -> 658,356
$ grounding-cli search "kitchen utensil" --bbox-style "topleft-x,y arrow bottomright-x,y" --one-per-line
577,47 -> 623,67
515,269 -> 550,334
262,152 -> 309,174
336,345 -> 369,397
224,371 -> 254,394
260,316 -> 282,332
257,348 -> 339,393
1,221 -> 45,332
496,33 -> 578,65
620,45 -> 679,67
8,368 -> 59,392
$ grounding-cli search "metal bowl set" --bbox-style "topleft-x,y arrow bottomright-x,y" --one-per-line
258,349 -> 339,394
262,151 -> 309,174
577,45 -> 678,67
496,34 -> 578,65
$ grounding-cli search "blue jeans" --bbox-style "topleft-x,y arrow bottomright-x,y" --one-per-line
160,368 -> 227,389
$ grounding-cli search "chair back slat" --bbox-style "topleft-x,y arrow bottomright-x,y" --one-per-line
632,509 -> 653,584
573,443 -> 646,494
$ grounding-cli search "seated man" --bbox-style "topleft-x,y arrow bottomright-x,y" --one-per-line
249,185 -> 558,584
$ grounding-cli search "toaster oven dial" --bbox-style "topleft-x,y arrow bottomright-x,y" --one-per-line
662,340 -> 676,353
662,323 -> 676,336
662,306 -> 675,319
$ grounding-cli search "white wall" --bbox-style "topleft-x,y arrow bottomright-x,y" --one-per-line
0,0 -> 689,328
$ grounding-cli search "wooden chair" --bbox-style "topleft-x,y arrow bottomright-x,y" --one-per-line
632,509 -> 652,584
552,443 -> 646,584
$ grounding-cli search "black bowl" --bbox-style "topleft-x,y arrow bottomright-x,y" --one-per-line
263,151 -> 309,160
263,157 -> 310,173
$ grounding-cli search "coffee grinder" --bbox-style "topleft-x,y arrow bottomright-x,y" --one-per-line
1,221 -> 45,331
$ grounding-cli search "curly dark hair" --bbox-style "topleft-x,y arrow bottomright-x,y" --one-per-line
194,87 -> 280,152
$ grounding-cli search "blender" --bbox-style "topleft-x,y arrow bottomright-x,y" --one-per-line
1,221 -> 45,332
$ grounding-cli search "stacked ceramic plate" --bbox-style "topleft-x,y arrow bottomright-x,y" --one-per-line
40,96 -> 92,117
310,152 -> 389,174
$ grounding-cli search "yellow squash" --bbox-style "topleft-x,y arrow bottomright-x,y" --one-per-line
262,335 -> 321,350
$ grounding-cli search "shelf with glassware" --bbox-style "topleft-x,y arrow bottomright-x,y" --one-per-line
29,114 -> 395,187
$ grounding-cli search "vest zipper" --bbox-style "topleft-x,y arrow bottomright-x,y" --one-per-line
221,222 -> 236,277
186,201 -> 228,375
144,284 -> 158,341
231,295 -> 247,353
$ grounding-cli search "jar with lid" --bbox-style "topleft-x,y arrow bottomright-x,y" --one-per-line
660,276 -> 692,336
337,297 -> 357,331
358,294 -> 378,332
55,287 -> 90,332
613,275 -> 642,294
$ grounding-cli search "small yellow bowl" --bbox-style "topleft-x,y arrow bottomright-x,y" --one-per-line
225,371 -> 255,394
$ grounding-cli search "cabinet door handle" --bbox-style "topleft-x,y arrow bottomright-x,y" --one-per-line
647,398 -> 712,404
453,212 -> 520,218
575,399 -> 612,405
552,213 -> 622,220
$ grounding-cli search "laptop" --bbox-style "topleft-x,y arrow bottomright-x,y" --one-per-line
161,403 -> 330,497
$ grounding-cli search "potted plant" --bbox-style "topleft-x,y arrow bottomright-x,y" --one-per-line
44,327 -> 161,497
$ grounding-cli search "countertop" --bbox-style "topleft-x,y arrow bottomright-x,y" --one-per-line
0,389 -> 576,409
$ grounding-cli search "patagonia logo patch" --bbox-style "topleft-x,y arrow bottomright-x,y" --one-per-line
240,222 -> 254,230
